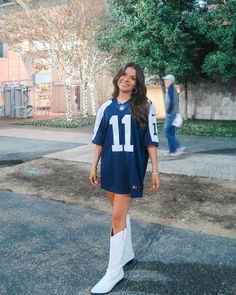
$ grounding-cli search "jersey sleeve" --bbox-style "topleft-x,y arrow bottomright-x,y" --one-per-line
92,100 -> 111,145
144,102 -> 159,146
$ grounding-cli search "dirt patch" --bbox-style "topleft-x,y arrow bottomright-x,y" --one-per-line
0,158 -> 235,239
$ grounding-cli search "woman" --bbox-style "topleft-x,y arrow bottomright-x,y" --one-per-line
89,62 -> 160,294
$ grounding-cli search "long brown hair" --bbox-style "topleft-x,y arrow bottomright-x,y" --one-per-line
112,62 -> 149,129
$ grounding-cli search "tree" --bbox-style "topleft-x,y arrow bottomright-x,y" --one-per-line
98,0 -> 236,83
96,0 -> 207,118
96,0 -> 236,119
200,0 -> 236,82
98,0 -> 206,82
0,0 -> 110,120
78,38 -> 111,116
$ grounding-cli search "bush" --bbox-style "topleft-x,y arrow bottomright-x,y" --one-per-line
15,116 -> 96,128
158,119 -> 236,137
16,117 -> 236,137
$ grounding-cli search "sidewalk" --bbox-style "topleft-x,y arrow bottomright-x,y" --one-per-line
0,125 -> 235,180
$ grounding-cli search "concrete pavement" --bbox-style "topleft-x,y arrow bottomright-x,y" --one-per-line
0,125 -> 235,180
0,190 -> 235,295
0,136 -> 79,162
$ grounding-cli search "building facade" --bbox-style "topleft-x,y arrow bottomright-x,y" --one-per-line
0,44 -> 166,119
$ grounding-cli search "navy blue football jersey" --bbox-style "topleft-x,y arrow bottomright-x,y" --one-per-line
92,98 -> 159,198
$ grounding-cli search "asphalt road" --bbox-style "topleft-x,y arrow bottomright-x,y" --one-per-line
0,190 -> 235,295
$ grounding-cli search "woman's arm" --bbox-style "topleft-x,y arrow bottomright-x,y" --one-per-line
89,145 -> 102,186
147,144 -> 160,191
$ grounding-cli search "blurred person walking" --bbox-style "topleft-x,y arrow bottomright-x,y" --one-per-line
163,74 -> 185,156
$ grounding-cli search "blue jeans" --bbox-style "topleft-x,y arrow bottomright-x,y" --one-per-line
164,113 -> 181,153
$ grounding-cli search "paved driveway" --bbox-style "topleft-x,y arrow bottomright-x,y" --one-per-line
0,190 -> 235,295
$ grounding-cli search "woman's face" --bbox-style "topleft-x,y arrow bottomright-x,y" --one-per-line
117,67 -> 137,94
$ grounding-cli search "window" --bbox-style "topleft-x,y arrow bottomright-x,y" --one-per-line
0,43 -> 7,58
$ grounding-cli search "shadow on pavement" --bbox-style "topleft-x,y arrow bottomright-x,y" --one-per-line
117,260 -> 236,294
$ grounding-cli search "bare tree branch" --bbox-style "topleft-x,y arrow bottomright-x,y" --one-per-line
0,0 -> 109,119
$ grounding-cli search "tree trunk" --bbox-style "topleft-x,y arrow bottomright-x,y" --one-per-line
64,83 -> 73,121
159,75 -> 166,118
90,82 -> 96,116
184,80 -> 188,119
81,81 -> 88,117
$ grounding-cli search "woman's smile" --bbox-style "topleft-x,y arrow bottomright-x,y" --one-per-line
117,67 -> 137,93
120,81 -> 130,87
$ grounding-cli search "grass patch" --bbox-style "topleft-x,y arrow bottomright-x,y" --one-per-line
15,116 -> 236,137
15,116 -> 96,128
158,119 -> 236,137
178,119 -> 236,137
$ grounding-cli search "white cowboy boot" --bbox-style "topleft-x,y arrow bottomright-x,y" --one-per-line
91,230 -> 126,295
123,214 -> 134,267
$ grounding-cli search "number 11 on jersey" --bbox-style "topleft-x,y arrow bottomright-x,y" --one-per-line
109,114 -> 134,152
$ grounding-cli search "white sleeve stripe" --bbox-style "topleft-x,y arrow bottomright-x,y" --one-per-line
148,103 -> 158,142
92,100 -> 112,141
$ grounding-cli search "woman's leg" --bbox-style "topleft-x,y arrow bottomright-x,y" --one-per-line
91,193 -> 131,294
107,191 -> 115,207
107,191 -> 134,266
112,194 -> 132,234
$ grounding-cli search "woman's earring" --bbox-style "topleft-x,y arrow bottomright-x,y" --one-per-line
133,88 -> 138,94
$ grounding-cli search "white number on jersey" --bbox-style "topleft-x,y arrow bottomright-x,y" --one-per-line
109,114 -> 134,152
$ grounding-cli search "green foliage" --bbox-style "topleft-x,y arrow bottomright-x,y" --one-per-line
177,119 -> 236,137
97,0 -> 236,82
200,1 -> 236,81
15,116 -> 96,128
99,0 -> 202,81
157,119 -> 236,137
